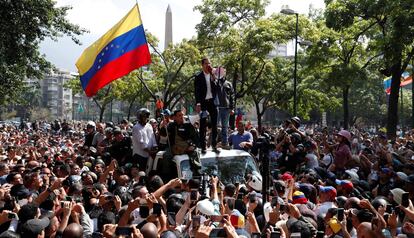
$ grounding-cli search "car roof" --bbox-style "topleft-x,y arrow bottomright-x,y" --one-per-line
171,149 -> 252,163
200,149 -> 251,158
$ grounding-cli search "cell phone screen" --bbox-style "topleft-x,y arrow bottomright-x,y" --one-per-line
251,232 -> 261,238
210,228 -> 228,238
226,198 -> 235,210
167,212 -> 176,226
193,215 -> 200,228
139,205 -> 149,218
115,227 -> 133,236
271,232 -> 281,238
271,197 -> 278,207
211,215 -> 223,223
337,208 -> 344,221
190,189 -> 198,201
402,192 -> 410,207
153,203 -> 162,216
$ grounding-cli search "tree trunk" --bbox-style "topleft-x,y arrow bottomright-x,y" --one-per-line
127,98 -> 136,121
342,86 -> 350,129
254,100 -> 262,133
387,65 -> 402,139
99,105 -> 106,122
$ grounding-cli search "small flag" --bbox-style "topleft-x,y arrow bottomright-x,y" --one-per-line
383,71 -> 412,95
76,4 -> 151,97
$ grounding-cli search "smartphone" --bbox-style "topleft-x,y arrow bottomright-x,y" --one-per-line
139,205 -> 149,218
7,213 -> 16,219
394,206 -> 401,215
237,192 -> 244,200
402,192 -> 410,207
383,214 -> 389,222
211,215 -> 223,223
210,228 -> 227,238
337,208 -> 344,221
167,212 -> 176,226
271,197 -> 278,207
115,226 -> 133,236
105,195 -> 114,201
279,204 -> 286,213
190,189 -> 198,202
386,205 -> 392,214
226,198 -> 235,210
249,192 -> 256,203
316,231 -> 325,238
153,203 -> 162,216
251,232 -> 262,238
271,231 -> 281,238
192,215 -> 201,228
65,196 -> 73,202
234,199 -> 245,213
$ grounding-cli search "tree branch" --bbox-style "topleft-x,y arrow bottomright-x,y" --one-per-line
136,75 -> 157,101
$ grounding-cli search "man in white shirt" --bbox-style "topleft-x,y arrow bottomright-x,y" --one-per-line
194,57 -> 218,153
132,108 -> 157,171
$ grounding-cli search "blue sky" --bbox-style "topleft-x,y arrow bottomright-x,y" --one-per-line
40,0 -> 325,72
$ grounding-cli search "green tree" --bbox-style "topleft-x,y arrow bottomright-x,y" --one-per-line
247,57 -> 291,131
305,10 -> 378,129
112,71 -> 154,120
137,33 -> 200,110
65,77 -> 115,122
324,0 -> 414,138
0,0 -> 86,105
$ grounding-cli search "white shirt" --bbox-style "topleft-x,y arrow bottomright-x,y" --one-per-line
204,72 -> 213,100
132,122 -> 157,158
314,201 -> 337,218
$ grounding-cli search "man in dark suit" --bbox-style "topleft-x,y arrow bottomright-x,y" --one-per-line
194,57 -> 218,153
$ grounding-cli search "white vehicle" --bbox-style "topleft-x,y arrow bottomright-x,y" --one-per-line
146,149 -> 261,184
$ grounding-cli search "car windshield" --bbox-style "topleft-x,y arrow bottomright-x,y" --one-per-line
180,155 -> 258,184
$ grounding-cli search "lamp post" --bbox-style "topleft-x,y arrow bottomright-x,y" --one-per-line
281,8 -> 299,116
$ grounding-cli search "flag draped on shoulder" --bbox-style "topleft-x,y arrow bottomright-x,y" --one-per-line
76,4 -> 151,97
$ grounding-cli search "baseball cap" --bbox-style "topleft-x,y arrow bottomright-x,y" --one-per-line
319,186 -> 337,197
335,179 -> 354,191
292,191 -> 308,204
390,188 -> 406,205
230,209 -> 245,228
21,218 -> 50,237
281,172 -> 293,181
404,174 -> 414,183
396,172 -> 408,181
345,169 -> 360,180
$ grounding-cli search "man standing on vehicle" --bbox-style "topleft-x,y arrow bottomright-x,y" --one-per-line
228,121 -> 253,151
194,57 -> 218,153
168,110 -> 201,176
215,66 -> 234,149
132,108 -> 158,171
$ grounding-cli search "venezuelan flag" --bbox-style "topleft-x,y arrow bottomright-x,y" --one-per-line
383,77 -> 391,95
76,4 -> 151,97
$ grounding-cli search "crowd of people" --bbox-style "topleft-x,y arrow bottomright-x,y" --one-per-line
0,111 -> 413,238
0,59 -> 413,238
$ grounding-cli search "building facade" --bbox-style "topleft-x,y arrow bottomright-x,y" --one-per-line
39,70 -> 73,120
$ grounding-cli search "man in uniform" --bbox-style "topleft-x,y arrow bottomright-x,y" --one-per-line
168,110 -> 201,176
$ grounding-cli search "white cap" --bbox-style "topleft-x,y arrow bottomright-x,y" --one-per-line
197,199 -> 215,216
248,171 -> 262,191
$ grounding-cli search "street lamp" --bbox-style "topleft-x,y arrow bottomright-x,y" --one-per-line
281,8 -> 299,116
